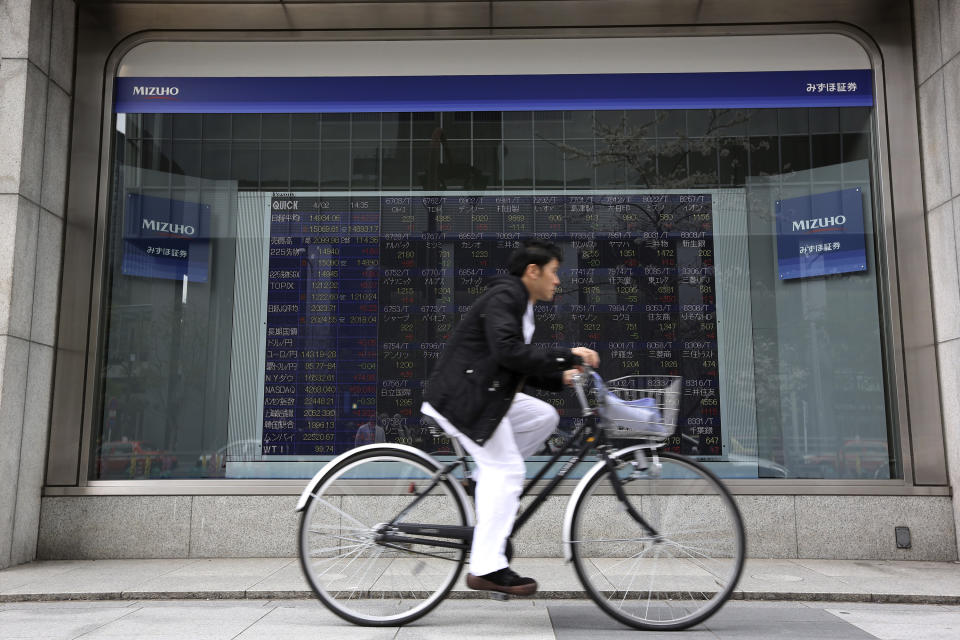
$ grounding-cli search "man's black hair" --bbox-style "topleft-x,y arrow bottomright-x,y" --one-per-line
508,239 -> 563,276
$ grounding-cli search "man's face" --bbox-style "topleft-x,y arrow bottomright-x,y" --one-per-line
524,259 -> 561,302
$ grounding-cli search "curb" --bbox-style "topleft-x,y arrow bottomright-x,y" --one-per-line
3,590 -> 960,605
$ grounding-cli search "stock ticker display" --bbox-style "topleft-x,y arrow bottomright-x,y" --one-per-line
262,193 -> 721,457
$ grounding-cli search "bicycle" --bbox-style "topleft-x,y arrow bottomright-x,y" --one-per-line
295,367 -> 745,630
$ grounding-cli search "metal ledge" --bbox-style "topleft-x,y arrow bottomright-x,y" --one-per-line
43,479 -> 951,497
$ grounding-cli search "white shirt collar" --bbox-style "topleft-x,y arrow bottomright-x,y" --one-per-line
522,301 -> 535,344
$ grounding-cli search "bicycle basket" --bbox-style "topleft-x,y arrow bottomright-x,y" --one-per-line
598,374 -> 683,439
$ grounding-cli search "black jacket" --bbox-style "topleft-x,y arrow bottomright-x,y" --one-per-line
422,275 -> 581,444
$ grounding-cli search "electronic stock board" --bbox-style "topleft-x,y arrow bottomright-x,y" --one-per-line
261,192 -> 721,458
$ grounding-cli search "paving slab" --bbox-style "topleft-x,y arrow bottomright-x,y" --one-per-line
399,600 -> 555,640
788,600 -> 950,612
0,605 -> 138,640
245,559 -> 309,597
0,559 -> 196,600
793,559 -> 907,578
0,600 -> 135,612
124,558 -> 290,598
736,559 -> 870,600
232,603 -> 396,639
0,560 -> 81,592
827,607 -> 960,640
68,601 -> 274,640
708,602 -> 847,623
546,601 -> 715,639
787,559 -> 960,602
3,557 -> 960,604
707,619 -> 877,640
2,598 -> 960,639
702,601 -> 880,639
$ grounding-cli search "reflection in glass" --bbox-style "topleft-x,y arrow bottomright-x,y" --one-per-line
97,107 -> 893,480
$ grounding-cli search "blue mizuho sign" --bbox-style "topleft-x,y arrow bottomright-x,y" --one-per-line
775,188 -> 868,281
122,193 -> 211,282
114,70 -> 873,113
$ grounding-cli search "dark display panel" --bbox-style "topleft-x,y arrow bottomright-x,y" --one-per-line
263,193 -> 719,457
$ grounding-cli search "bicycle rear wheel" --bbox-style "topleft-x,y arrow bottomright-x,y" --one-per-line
298,446 -> 469,626
569,448 -> 745,630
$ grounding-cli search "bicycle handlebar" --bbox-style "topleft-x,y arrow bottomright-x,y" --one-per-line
570,364 -> 602,417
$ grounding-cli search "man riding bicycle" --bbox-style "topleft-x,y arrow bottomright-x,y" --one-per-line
421,239 -> 599,596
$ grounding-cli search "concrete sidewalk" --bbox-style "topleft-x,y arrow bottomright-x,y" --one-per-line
2,558 -> 960,604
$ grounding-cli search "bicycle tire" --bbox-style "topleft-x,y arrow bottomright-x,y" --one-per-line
298,445 -> 469,626
568,447 -> 745,630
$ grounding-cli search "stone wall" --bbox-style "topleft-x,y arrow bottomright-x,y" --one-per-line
914,0 -> 960,553
0,0 -> 75,569
35,494 -> 959,561
2,0 -> 958,567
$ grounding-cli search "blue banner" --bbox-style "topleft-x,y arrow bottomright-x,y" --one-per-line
775,188 -> 868,281
122,193 -> 211,282
115,70 -> 873,113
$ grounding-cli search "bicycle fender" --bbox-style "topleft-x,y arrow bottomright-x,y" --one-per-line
561,444 -> 649,562
294,443 -> 473,524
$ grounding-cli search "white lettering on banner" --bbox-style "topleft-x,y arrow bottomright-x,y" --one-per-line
791,215 -> 847,232
805,81 -> 859,93
132,86 -> 180,97
142,219 -> 196,236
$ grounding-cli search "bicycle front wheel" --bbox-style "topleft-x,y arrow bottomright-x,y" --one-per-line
569,448 -> 745,630
298,446 -> 469,626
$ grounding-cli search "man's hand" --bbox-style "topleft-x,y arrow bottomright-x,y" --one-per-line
571,346 -> 600,368
563,369 -> 581,386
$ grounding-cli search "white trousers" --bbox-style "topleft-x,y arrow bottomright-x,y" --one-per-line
421,394 -> 559,576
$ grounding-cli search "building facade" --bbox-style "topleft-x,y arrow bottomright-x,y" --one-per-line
1,0 -> 959,569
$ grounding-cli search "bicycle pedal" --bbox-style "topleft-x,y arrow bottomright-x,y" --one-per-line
486,592 -> 510,602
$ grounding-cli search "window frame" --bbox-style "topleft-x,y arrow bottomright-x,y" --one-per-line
45,7 -> 943,496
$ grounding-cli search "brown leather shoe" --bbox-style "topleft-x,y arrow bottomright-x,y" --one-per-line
466,567 -> 538,596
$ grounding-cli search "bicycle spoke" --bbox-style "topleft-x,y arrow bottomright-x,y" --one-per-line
570,450 -> 744,631
670,544 -> 737,583
589,548 -> 651,575
307,523 -> 371,533
640,546 -> 660,618
346,545 -> 388,601
620,556 -> 640,607
647,526 -> 733,538
314,541 -> 370,579
307,528 -> 373,544
570,535 -> 661,544
298,448 -> 467,626
405,557 -> 435,600
308,540 -> 370,557
662,539 -> 734,562
313,496 -> 369,530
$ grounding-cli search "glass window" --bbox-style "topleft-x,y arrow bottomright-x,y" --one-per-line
96,97 -> 893,481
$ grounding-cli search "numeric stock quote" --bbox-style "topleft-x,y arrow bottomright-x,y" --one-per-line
263,193 -> 720,457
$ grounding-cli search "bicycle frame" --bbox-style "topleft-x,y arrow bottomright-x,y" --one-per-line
299,368 -> 744,631
375,418 -> 662,555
